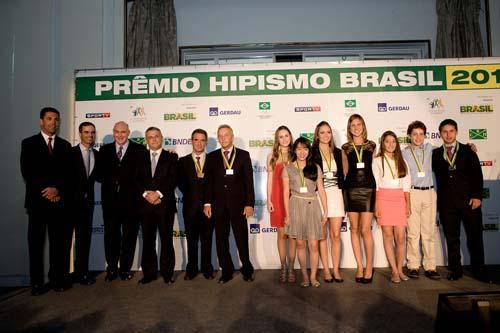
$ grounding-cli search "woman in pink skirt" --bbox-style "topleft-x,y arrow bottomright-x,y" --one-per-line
372,131 -> 411,283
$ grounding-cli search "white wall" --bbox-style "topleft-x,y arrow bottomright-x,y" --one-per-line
0,0 -> 498,285
0,0 -> 123,286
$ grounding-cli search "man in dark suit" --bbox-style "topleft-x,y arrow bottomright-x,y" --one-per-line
178,129 -> 215,280
20,107 -> 72,295
136,127 -> 178,284
68,121 -> 99,285
99,121 -> 145,282
432,119 -> 485,281
204,124 -> 255,284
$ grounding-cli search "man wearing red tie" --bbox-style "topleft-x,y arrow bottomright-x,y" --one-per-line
21,107 -> 72,295
432,119 -> 486,281
204,125 -> 255,284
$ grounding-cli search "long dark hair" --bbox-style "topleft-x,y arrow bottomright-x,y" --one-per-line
291,137 -> 317,181
378,130 -> 407,178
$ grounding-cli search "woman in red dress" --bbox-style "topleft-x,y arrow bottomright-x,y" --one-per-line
267,125 -> 295,283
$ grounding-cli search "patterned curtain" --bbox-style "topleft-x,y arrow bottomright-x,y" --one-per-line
126,0 -> 178,67
436,0 -> 484,58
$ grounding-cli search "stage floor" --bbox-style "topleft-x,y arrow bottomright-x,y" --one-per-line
1,267 -> 499,332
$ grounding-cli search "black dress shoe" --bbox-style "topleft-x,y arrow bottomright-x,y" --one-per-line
53,281 -> 72,292
242,273 -> 254,282
105,271 -> 118,282
138,276 -> 157,284
163,276 -> 175,284
79,274 -> 96,285
447,271 -> 463,281
31,284 -> 47,296
184,272 -> 197,280
218,276 -> 233,284
408,269 -> 420,279
424,270 -> 441,280
203,271 -> 216,280
119,271 -> 135,281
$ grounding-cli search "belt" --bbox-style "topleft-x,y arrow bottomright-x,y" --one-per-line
411,186 -> 434,190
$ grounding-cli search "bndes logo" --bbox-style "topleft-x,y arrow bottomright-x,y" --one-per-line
249,224 -> 260,234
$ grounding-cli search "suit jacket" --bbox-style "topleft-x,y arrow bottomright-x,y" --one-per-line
311,146 -> 345,189
98,140 -> 146,211
136,149 -> 178,214
20,133 -> 72,213
432,142 -> 483,209
68,145 -> 99,207
204,147 -> 255,216
178,153 -> 207,217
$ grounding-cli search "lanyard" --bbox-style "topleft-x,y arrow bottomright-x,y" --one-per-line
383,155 -> 396,179
352,143 -> 364,163
409,145 -> 424,173
319,148 -> 332,172
221,148 -> 236,169
294,161 -> 306,187
191,154 -> 204,173
443,143 -> 459,169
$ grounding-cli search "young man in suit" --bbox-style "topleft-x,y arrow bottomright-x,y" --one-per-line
68,121 -> 99,285
99,121 -> 146,282
204,124 -> 255,284
178,129 -> 215,280
20,107 -> 72,295
136,127 -> 178,284
432,119 -> 486,281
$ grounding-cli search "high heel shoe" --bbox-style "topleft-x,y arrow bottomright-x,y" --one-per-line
279,265 -> 287,283
362,269 -> 374,284
399,272 -> 409,281
333,270 -> 344,283
355,268 -> 364,283
391,272 -> 401,284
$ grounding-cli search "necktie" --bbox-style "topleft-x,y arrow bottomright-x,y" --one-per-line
224,150 -> 230,161
117,145 -> 123,160
196,156 -> 202,170
151,152 -> 158,176
446,146 -> 453,160
85,148 -> 91,177
48,137 -> 53,155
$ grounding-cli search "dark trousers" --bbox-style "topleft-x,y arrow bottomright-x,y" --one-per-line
28,206 -> 71,286
440,205 -> 485,274
214,205 -> 253,279
184,210 -> 214,275
102,205 -> 139,272
140,209 -> 175,279
72,199 -> 94,276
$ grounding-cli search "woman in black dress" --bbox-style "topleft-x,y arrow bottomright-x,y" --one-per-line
341,114 -> 376,283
